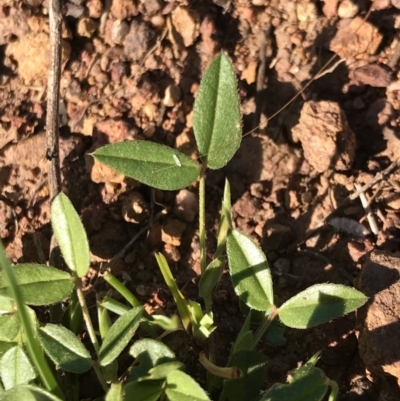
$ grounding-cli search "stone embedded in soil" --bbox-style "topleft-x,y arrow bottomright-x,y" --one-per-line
121,191 -> 149,224
5,32 -> 71,85
292,100 -> 356,173
173,189 -> 198,223
171,6 -> 199,48
124,20 -> 155,62
337,0 -> 359,19
355,251 -> 400,388
0,6 -> 30,44
330,17 -> 382,62
262,223 -> 293,251
161,219 -> 187,246
110,0 -> 138,20
349,64 -> 393,88
76,17 -> 97,38
86,0 -> 103,18
321,0 -> 339,18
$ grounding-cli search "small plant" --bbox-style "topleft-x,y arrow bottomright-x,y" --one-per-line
0,53 -> 367,401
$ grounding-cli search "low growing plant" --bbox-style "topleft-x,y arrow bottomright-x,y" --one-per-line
0,53 -> 367,401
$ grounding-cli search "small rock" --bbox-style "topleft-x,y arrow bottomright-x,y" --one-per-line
121,192 -> 149,223
22,0 -> 43,6
373,0 -> 391,9
124,20 -> 155,61
349,63 -> 393,87
161,219 -> 186,246
110,0 -> 138,20
163,243 -> 181,263
94,118 -> 132,144
241,60 -> 258,85
296,0 -> 317,28
330,17 -> 382,62
0,200 -> 13,239
321,0 -> 339,18
77,17 -> 97,38
111,19 -> 129,44
292,100 -> 356,172
5,32 -> 70,85
233,192 -> 258,220
86,154 -> 125,184
393,0 -> 400,9
65,2 -> 85,18
263,223 -> 293,251
171,6 -> 199,47
142,0 -> 163,16
86,0 -> 103,18
356,251 -> 400,388
173,189 -> 198,222
163,84 -> 181,107
337,0 -> 359,19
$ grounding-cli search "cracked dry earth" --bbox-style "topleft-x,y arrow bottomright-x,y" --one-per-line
3,0 -> 400,399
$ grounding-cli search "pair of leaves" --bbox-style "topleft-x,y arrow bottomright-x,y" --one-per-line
227,229 -> 368,329
92,53 -> 241,191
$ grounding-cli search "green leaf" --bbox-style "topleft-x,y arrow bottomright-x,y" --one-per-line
0,384 -> 63,401
123,380 -> 163,401
224,350 -> 266,401
216,178 -> 232,258
0,296 -> 14,314
0,264 -> 73,305
259,364 -> 329,401
199,258 -> 224,300
278,284 -> 368,329
165,370 -> 211,401
92,141 -> 200,191
227,229 -> 274,311
147,361 -> 185,381
230,311 -> 253,356
150,314 -> 180,331
193,53 -> 241,169
0,343 -> 16,359
39,324 -> 92,373
0,315 -> 19,342
51,193 -> 90,278
99,307 -> 143,366
0,346 -> 37,390
105,383 -> 122,401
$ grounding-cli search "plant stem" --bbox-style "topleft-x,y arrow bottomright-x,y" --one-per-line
327,379 -> 339,401
93,361 -> 110,392
0,242 -> 64,399
252,307 -> 279,347
199,166 -> 207,275
75,278 -> 100,354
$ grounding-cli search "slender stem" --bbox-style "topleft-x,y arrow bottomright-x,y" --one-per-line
75,277 -> 100,354
199,166 -> 207,275
327,379 -> 339,401
103,271 -> 141,307
0,243 -> 64,399
252,307 -> 279,347
93,361 -> 110,393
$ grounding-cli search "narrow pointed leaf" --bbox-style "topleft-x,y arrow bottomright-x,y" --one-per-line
92,141 -> 200,191
99,307 -> 143,366
51,193 -> 90,277
0,346 -> 37,390
199,258 -> 224,300
193,53 -> 241,169
216,178 -> 232,258
39,324 -> 92,373
165,370 -> 211,401
278,284 -> 368,329
227,229 -> 274,311
0,264 -> 73,305
0,384 -> 63,401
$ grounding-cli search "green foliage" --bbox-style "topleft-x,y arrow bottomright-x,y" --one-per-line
0,53 -> 368,401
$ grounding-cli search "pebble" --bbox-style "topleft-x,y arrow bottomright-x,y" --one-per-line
171,6 -> 199,47
111,19 -> 129,45
86,0 -> 103,18
77,17 -> 97,38
124,20 -> 155,61
173,189 -> 198,222
161,219 -> 187,246
163,84 -> 181,107
337,0 -> 359,19
110,0 -> 139,20
65,2 -> 85,18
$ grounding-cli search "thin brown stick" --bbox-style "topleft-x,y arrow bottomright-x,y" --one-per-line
46,0 -> 62,201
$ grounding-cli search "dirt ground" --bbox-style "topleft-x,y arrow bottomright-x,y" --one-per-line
2,0 -> 400,399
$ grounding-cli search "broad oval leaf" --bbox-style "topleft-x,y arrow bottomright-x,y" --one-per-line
99,307 -> 143,366
123,380 -> 163,401
278,283 -> 368,329
39,324 -> 92,373
51,193 -> 90,278
260,365 -> 328,401
0,295 -> 14,314
0,384 -> 63,401
92,141 -> 200,191
0,264 -> 73,305
193,53 -> 241,169
0,346 -> 36,390
227,229 -> 274,311
165,370 -> 211,401
0,315 -> 19,342
105,383 -> 122,401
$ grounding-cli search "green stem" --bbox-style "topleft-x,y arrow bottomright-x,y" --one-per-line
93,361 -> 110,393
327,379 -> 339,401
199,166 -> 207,275
103,271 -> 141,307
252,307 -> 279,347
0,242 -> 64,399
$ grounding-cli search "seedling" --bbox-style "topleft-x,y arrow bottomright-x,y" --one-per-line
0,53 -> 367,401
